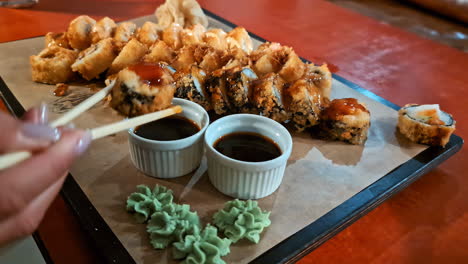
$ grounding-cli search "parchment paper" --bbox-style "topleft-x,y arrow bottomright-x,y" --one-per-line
0,15 -> 428,264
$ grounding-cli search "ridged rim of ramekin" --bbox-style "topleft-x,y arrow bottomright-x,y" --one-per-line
128,98 -> 210,150
204,114 -> 293,170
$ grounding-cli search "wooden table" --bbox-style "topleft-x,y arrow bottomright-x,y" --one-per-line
1,0 -> 467,263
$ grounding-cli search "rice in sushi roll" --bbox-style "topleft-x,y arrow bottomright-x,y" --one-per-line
318,98 -> 370,145
398,104 -> 455,147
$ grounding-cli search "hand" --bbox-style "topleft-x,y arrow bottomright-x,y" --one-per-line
0,105 -> 91,246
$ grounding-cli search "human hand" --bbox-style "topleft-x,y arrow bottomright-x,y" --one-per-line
0,104 -> 91,246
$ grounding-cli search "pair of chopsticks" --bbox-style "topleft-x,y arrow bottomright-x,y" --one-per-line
0,80 -> 182,170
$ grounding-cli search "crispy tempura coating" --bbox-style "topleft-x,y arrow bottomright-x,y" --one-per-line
161,23 -> 183,50
30,46 -> 78,84
67,15 -> 96,50
114,22 -> 137,49
303,63 -> 332,100
251,73 -> 289,121
136,21 -> 161,47
226,27 -> 253,54
44,32 -> 70,49
71,38 -> 117,80
180,24 -> 206,46
143,40 -> 176,64
108,39 -> 148,74
202,29 -> 227,50
91,17 -> 117,44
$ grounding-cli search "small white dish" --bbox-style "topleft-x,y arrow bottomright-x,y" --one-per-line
128,98 -> 209,178
204,114 -> 293,199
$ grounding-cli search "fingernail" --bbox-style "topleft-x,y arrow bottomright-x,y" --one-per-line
38,102 -> 48,125
20,123 -> 61,142
74,131 -> 92,155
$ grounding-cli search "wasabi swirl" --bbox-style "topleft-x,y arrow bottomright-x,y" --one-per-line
213,199 -> 271,243
126,184 -> 174,223
172,224 -> 231,264
147,203 -> 200,249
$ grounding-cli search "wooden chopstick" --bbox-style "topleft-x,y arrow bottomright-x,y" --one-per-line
0,80 -> 115,170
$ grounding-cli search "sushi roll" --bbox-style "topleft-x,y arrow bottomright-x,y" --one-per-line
71,38 -> 117,80
108,39 -> 148,74
172,45 -> 197,72
397,104 -> 455,147
284,79 -> 323,131
203,28 -> 228,50
205,69 -> 231,115
278,48 -> 305,83
250,73 -> 289,122
303,63 -> 332,100
161,23 -> 183,50
318,98 -> 370,145
136,21 -> 161,47
180,24 -> 206,46
174,65 -> 211,110
66,15 -> 96,50
113,22 -> 137,50
225,66 -> 258,113
110,62 -> 176,117
90,17 -> 117,44
143,40 -> 176,64
226,27 -> 253,54
30,45 -> 78,84
44,32 -> 70,49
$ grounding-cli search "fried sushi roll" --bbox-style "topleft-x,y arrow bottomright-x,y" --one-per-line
110,63 -> 176,117
250,73 -> 289,121
161,23 -> 183,50
44,32 -> 70,49
205,69 -> 231,115
278,48 -> 305,83
174,65 -> 211,110
284,79 -> 323,131
108,39 -> 148,74
226,27 -> 253,54
319,98 -> 370,145
303,63 -> 332,100
225,66 -> 258,113
172,45 -> 197,72
143,40 -> 176,64
203,28 -> 227,50
66,15 -> 96,50
397,104 -> 455,147
113,22 -> 137,49
30,46 -> 78,84
180,24 -> 206,46
71,38 -> 117,80
136,21 -> 161,47
91,17 -> 117,44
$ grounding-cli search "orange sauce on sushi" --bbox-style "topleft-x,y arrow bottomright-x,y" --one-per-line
322,98 -> 367,119
417,109 -> 445,125
128,63 -> 165,86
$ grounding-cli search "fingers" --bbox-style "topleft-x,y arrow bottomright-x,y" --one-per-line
0,172 -> 67,246
21,103 -> 48,124
0,130 -> 91,220
0,109 -> 59,153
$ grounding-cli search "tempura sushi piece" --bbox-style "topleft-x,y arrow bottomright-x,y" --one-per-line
44,32 -> 70,49
110,62 -> 176,117
143,40 -> 176,64
180,24 -> 206,46
225,66 -> 258,113
71,38 -> 117,80
251,43 -> 283,76
199,48 -> 230,73
108,39 -> 148,74
278,48 -> 305,83
318,98 -> 370,145
66,15 -> 96,50
250,73 -> 289,121
136,21 -> 161,47
205,69 -> 231,115
203,28 -> 227,50
397,104 -> 455,147
226,27 -> 253,54
30,46 -> 78,84
284,79 -> 323,131
113,22 -> 137,49
91,17 -> 117,44
303,63 -> 332,100
161,23 -> 183,50
174,65 -> 211,110
172,45 -> 197,72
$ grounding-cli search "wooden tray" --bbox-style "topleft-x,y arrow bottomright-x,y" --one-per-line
0,9 -> 463,264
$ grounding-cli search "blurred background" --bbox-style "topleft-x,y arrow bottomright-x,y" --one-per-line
328,0 -> 468,52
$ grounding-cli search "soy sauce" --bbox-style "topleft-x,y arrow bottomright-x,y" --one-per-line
214,132 -> 282,162
135,116 -> 200,141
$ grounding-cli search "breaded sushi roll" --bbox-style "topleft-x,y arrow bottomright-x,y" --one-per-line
161,23 -> 183,50
113,22 -> 137,49
71,38 -> 117,80
226,27 -> 253,54
250,73 -> 289,121
44,32 -> 70,49
398,104 -> 455,147
30,46 -> 78,84
203,28 -> 227,50
284,79 -> 323,131
91,17 -> 117,44
319,98 -> 370,145
66,15 -> 96,50
278,48 -> 305,83
143,40 -> 176,64
225,66 -> 258,113
205,69 -> 231,115
180,24 -> 206,46
303,63 -> 332,100
110,62 -> 176,116
136,21 -> 161,47
174,65 -> 211,110
108,39 -> 148,74
172,45 -> 197,72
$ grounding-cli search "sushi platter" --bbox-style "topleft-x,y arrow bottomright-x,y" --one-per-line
0,7 -> 463,264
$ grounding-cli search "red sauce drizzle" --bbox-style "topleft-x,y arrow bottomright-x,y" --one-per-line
128,63 -> 165,86
322,98 -> 367,120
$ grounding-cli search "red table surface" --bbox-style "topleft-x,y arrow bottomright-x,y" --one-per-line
1,0 -> 468,263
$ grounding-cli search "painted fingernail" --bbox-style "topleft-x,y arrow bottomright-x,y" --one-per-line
20,123 -> 61,142
74,131 -> 92,155
38,102 -> 48,125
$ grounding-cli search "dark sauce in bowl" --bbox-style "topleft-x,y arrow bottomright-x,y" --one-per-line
135,116 -> 200,141
214,132 -> 282,162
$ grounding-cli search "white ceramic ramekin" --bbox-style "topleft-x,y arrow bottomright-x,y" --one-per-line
204,114 -> 292,199
128,98 -> 209,178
